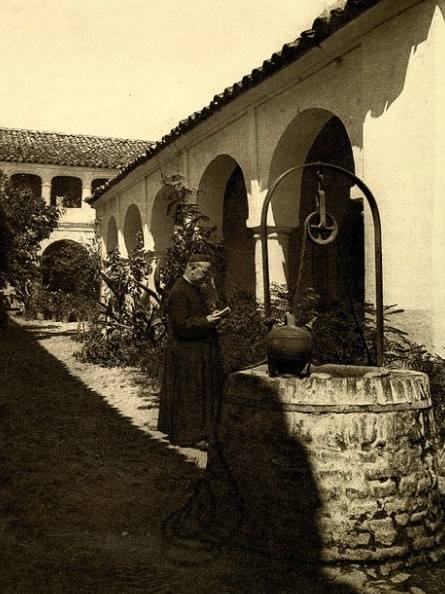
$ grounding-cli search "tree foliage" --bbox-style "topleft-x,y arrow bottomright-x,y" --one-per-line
23,231 -> 103,322
41,240 -> 100,296
0,172 -> 61,306
76,174 -> 224,376
76,232 -> 165,374
97,233 -> 161,340
155,173 -> 224,305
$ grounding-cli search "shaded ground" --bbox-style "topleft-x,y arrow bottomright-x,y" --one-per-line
1,319 -> 361,594
2,318 -> 445,593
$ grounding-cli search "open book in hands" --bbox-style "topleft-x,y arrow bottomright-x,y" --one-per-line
214,306 -> 231,319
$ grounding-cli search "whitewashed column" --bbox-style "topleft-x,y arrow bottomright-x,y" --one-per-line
41,173 -> 52,205
116,195 -> 127,257
252,225 -> 293,302
81,175 -> 93,208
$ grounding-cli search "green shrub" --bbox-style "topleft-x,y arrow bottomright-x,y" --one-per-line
75,232 -> 164,374
75,320 -> 162,367
218,291 -> 268,374
155,174 -> 224,305
0,172 -> 61,307
41,240 -> 100,296
24,283 -> 99,322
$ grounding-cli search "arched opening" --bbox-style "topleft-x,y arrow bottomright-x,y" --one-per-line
123,204 -> 143,255
51,176 -> 82,208
198,155 -> 255,298
150,187 -> 175,257
41,239 -> 98,296
106,216 -> 119,253
91,178 -> 109,194
222,165 -> 255,297
268,109 -> 363,310
10,173 -> 42,198
289,116 -> 363,309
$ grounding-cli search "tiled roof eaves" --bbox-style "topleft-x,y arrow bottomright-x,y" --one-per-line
0,127 -> 153,170
90,0 -> 379,204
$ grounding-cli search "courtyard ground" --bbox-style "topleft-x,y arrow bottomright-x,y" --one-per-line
1,316 -> 445,594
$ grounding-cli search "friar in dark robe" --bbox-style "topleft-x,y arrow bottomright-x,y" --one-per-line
157,254 -> 225,448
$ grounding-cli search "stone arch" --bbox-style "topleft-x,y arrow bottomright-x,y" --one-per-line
149,187 -> 175,256
267,108 -> 363,306
198,154 -> 243,238
91,178 -> 110,194
268,108 -> 343,228
10,173 -> 42,198
106,216 -> 119,253
51,176 -> 82,208
123,204 -> 143,255
41,239 -> 93,294
198,155 -> 255,297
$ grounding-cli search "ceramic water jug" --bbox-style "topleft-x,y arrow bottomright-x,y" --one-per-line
266,321 -> 313,377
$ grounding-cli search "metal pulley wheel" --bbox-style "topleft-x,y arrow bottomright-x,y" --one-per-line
260,161 -> 384,366
305,210 -> 338,245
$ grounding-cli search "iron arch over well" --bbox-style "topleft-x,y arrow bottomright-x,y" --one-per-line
267,109 -> 363,310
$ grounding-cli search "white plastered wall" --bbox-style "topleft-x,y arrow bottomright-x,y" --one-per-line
361,0 -> 441,349
93,0 -> 443,351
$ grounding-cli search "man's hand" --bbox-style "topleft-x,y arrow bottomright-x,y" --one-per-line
206,310 -> 224,324
207,307 -> 231,324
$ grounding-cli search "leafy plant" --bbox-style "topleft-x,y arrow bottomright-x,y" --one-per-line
41,241 -> 99,296
270,282 -> 409,366
27,232 -> 103,321
76,232 -> 165,370
218,291 -> 268,374
0,172 -> 61,311
160,172 -> 195,221
154,174 -> 224,305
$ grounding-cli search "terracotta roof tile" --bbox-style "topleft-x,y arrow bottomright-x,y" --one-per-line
0,127 -> 153,169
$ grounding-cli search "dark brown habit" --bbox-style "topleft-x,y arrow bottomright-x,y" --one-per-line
157,277 -> 224,446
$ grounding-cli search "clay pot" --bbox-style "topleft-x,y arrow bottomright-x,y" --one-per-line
266,323 -> 313,377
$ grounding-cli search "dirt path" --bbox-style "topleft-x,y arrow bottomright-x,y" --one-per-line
1,318 -> 444,593
1,319 -> 205,593
15,317 -> 206,469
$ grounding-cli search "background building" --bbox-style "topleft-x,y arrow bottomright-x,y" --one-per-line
0,127 -> 153,254
90,0 -> 445,354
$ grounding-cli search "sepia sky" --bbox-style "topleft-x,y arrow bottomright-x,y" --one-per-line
0,0 -> 330,141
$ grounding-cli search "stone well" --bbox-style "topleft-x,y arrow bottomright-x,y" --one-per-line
207,364 -> 444,564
